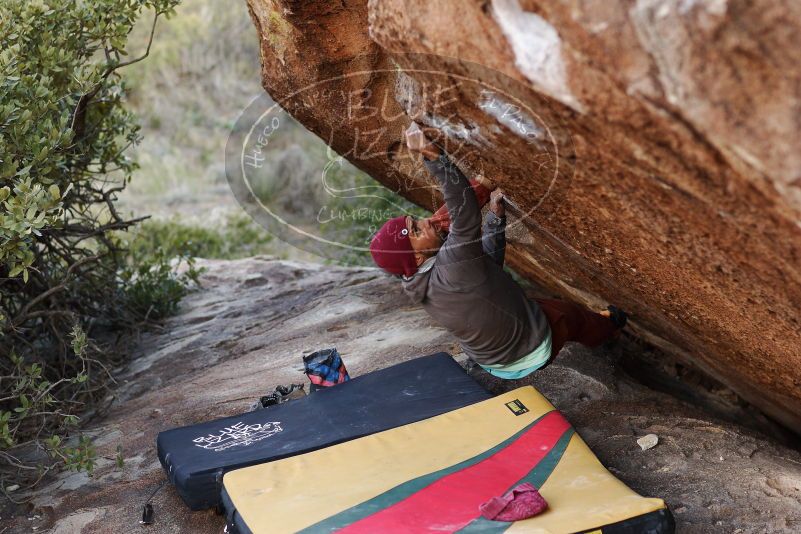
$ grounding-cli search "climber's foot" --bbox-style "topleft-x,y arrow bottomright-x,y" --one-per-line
601,305 -> 628,329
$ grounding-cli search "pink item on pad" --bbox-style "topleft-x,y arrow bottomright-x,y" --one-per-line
479,482 -> 548,521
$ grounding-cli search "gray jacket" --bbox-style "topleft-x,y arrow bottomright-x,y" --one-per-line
402,153 -> 550,366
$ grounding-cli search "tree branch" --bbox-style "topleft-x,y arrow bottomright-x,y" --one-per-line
9,255 -> 101,328
70,10 -> 163,142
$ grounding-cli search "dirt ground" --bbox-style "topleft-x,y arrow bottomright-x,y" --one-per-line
4,258 -> 800,533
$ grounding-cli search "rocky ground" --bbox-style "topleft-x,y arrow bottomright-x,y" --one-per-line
3,257 -> 800,533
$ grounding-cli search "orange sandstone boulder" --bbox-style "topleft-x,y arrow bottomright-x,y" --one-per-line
245,0 -> 801,431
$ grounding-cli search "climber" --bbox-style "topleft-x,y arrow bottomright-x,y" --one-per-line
369,123 -> 628,379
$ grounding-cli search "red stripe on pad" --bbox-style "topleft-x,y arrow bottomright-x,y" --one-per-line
340,410 -> 571,533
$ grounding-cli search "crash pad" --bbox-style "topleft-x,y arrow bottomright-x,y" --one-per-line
221,386 -> 674,533
156,353 -> 491,510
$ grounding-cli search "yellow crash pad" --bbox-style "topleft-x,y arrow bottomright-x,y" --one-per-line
222,386 -> 673,533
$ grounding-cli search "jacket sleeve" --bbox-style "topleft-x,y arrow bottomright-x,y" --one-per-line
482,211 -> 506,267
423,153 -> 486,289
423,153 -> 481,245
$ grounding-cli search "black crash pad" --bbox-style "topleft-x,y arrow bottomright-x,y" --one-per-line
156,353 -> 490,510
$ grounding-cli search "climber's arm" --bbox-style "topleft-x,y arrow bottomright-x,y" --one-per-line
422,153 -> 482,247
406,123 -> 489,288
482,214 -> 506,266
481,189 -> 506,266
405,122 -> 482,253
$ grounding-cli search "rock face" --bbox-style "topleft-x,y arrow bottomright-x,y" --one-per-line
245,0 -> 801,431
7,258 -> 801,533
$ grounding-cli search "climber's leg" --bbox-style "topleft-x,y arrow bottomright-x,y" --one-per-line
534,299 -> 623,358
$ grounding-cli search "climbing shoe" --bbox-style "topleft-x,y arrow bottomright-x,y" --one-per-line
251,384 -> 305,411
606,305 -> 629,329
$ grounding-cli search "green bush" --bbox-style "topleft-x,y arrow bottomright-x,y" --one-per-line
120,252 -> 200,321
127,213 -> 276,261
0,0 -> 182,490
120,213 -> 276,320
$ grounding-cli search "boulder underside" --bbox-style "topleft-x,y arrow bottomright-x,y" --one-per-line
245,0 -> 801,431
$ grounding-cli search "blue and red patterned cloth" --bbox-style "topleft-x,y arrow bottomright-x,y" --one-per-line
303,348 -> 350,389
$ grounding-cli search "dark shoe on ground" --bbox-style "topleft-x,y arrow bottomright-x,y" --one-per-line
250,384 -> 305,411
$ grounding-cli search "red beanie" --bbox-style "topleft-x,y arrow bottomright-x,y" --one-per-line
369,216 -> 418,277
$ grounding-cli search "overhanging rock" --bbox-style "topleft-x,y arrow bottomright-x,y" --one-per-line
245,0 -> 801,431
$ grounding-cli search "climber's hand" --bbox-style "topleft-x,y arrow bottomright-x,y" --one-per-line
490,188 -> 506,217
405,123 -> 441,160
476,174 -> 498,192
